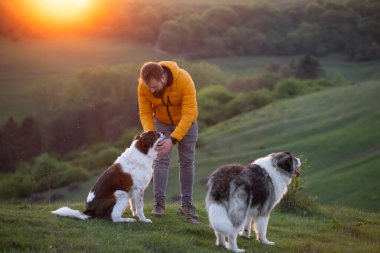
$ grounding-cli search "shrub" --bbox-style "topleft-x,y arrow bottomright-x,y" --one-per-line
227,89 -> 274,115
228,73 -> 280,92
96,147 -> 122,168
278,157 -> 320,216
0,153 -> 91,200
274,78 -> 304,98
197,85 -> 235,126
0,172 -> 33,199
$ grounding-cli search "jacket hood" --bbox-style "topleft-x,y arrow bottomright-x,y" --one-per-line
160,61 -> 180,81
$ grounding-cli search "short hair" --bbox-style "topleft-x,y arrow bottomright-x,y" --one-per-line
140,62 -> 164,83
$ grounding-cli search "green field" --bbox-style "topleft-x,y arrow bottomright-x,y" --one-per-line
1,202 -> 379,253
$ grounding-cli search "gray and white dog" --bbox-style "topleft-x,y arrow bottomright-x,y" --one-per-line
205,151 -> 301,252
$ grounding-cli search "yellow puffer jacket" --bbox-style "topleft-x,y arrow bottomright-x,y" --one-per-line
138,61 -> 198,141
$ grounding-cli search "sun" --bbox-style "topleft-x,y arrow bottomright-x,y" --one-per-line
12,0 -> 95,30
33,0 -> 93,22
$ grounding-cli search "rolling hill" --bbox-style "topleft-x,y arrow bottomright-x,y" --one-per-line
44,80 -> 380,212
181,80 -> 380,212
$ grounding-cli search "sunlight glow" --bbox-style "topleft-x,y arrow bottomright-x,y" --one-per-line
12,0 -> 97,31
33,0 -> 92,21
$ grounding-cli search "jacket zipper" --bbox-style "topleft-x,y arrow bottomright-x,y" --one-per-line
162,96 -> 174,126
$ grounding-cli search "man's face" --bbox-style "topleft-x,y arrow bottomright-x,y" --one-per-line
146,76 -> 166,98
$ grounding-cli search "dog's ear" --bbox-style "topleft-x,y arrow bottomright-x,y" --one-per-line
277,155 -> 293,173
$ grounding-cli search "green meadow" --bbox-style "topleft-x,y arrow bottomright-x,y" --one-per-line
1,202 -> 379,253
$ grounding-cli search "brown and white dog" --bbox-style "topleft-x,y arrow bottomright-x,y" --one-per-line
51,131 -> 165,223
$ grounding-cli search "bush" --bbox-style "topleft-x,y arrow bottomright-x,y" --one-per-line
227,89 -> 274,115
228,73 -> 280,92
0,153 -> 91,200
178,60 -> 231,90
274,78 -> 304,98
34,153 -> 67,190
0,172 -> 33,199
96,147 -> 122,168
278,157 -> 320,216
197,85 -> 235,126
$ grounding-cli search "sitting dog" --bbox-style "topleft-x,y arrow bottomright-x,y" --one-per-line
205,151 -> 301,252
52,131 -> 165,223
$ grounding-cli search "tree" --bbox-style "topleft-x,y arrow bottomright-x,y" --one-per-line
295,54 -> 324,79
0,117 -> 21,172
19,117 -> 43,161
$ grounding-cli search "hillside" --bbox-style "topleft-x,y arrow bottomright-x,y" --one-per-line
176,80 -> 380,212
1,202 -> 379,253
43,80 -> 380,213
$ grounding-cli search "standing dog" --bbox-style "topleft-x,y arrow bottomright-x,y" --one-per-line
52,131 -> 165,223
205,151 -> 301,252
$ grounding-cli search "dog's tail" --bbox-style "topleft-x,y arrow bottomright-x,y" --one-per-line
51,206 -> 90,220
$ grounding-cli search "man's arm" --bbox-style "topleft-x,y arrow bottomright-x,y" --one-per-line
171,71 -> 197,141
138,81 -> 155,131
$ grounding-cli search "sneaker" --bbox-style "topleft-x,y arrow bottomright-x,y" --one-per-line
180,203 -> 199,218
151,203 -> 165,217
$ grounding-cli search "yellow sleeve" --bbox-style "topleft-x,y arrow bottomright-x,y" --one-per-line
171,71 -> 197,141
138,81 -> 155,131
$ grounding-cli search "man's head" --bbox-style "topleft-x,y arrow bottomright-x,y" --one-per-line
140,62 -> 167,98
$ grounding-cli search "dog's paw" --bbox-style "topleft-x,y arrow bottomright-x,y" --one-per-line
239,230 -> 250,238
140,218 -> 152,223
216,239 -> 226,247
259,238 -> 275,246
123,218 -> 137,223
225,243 -> 245,252
113,217 -> 136,223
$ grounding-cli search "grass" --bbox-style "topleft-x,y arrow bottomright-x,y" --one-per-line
0,202 -> 379,253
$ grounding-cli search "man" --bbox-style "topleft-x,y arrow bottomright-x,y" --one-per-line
138,61 -> 199,219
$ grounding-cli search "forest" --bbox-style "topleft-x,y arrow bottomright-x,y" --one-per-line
1,0 -> 380,60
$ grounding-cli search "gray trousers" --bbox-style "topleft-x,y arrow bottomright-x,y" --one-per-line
153,119 -> 198,206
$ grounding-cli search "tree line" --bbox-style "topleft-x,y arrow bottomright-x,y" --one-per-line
1,0 -> 379,61
0,56 -> 346,175
157,0 -> 380,60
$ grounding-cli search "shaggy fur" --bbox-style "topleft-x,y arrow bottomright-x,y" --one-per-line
206,152 -> 301,252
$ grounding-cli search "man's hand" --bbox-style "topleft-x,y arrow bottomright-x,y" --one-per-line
156,138 -> 173,156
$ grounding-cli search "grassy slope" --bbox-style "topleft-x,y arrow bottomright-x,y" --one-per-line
48,80 -> 380,213
0,202 -> 379,253
181,80 -> 380,212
